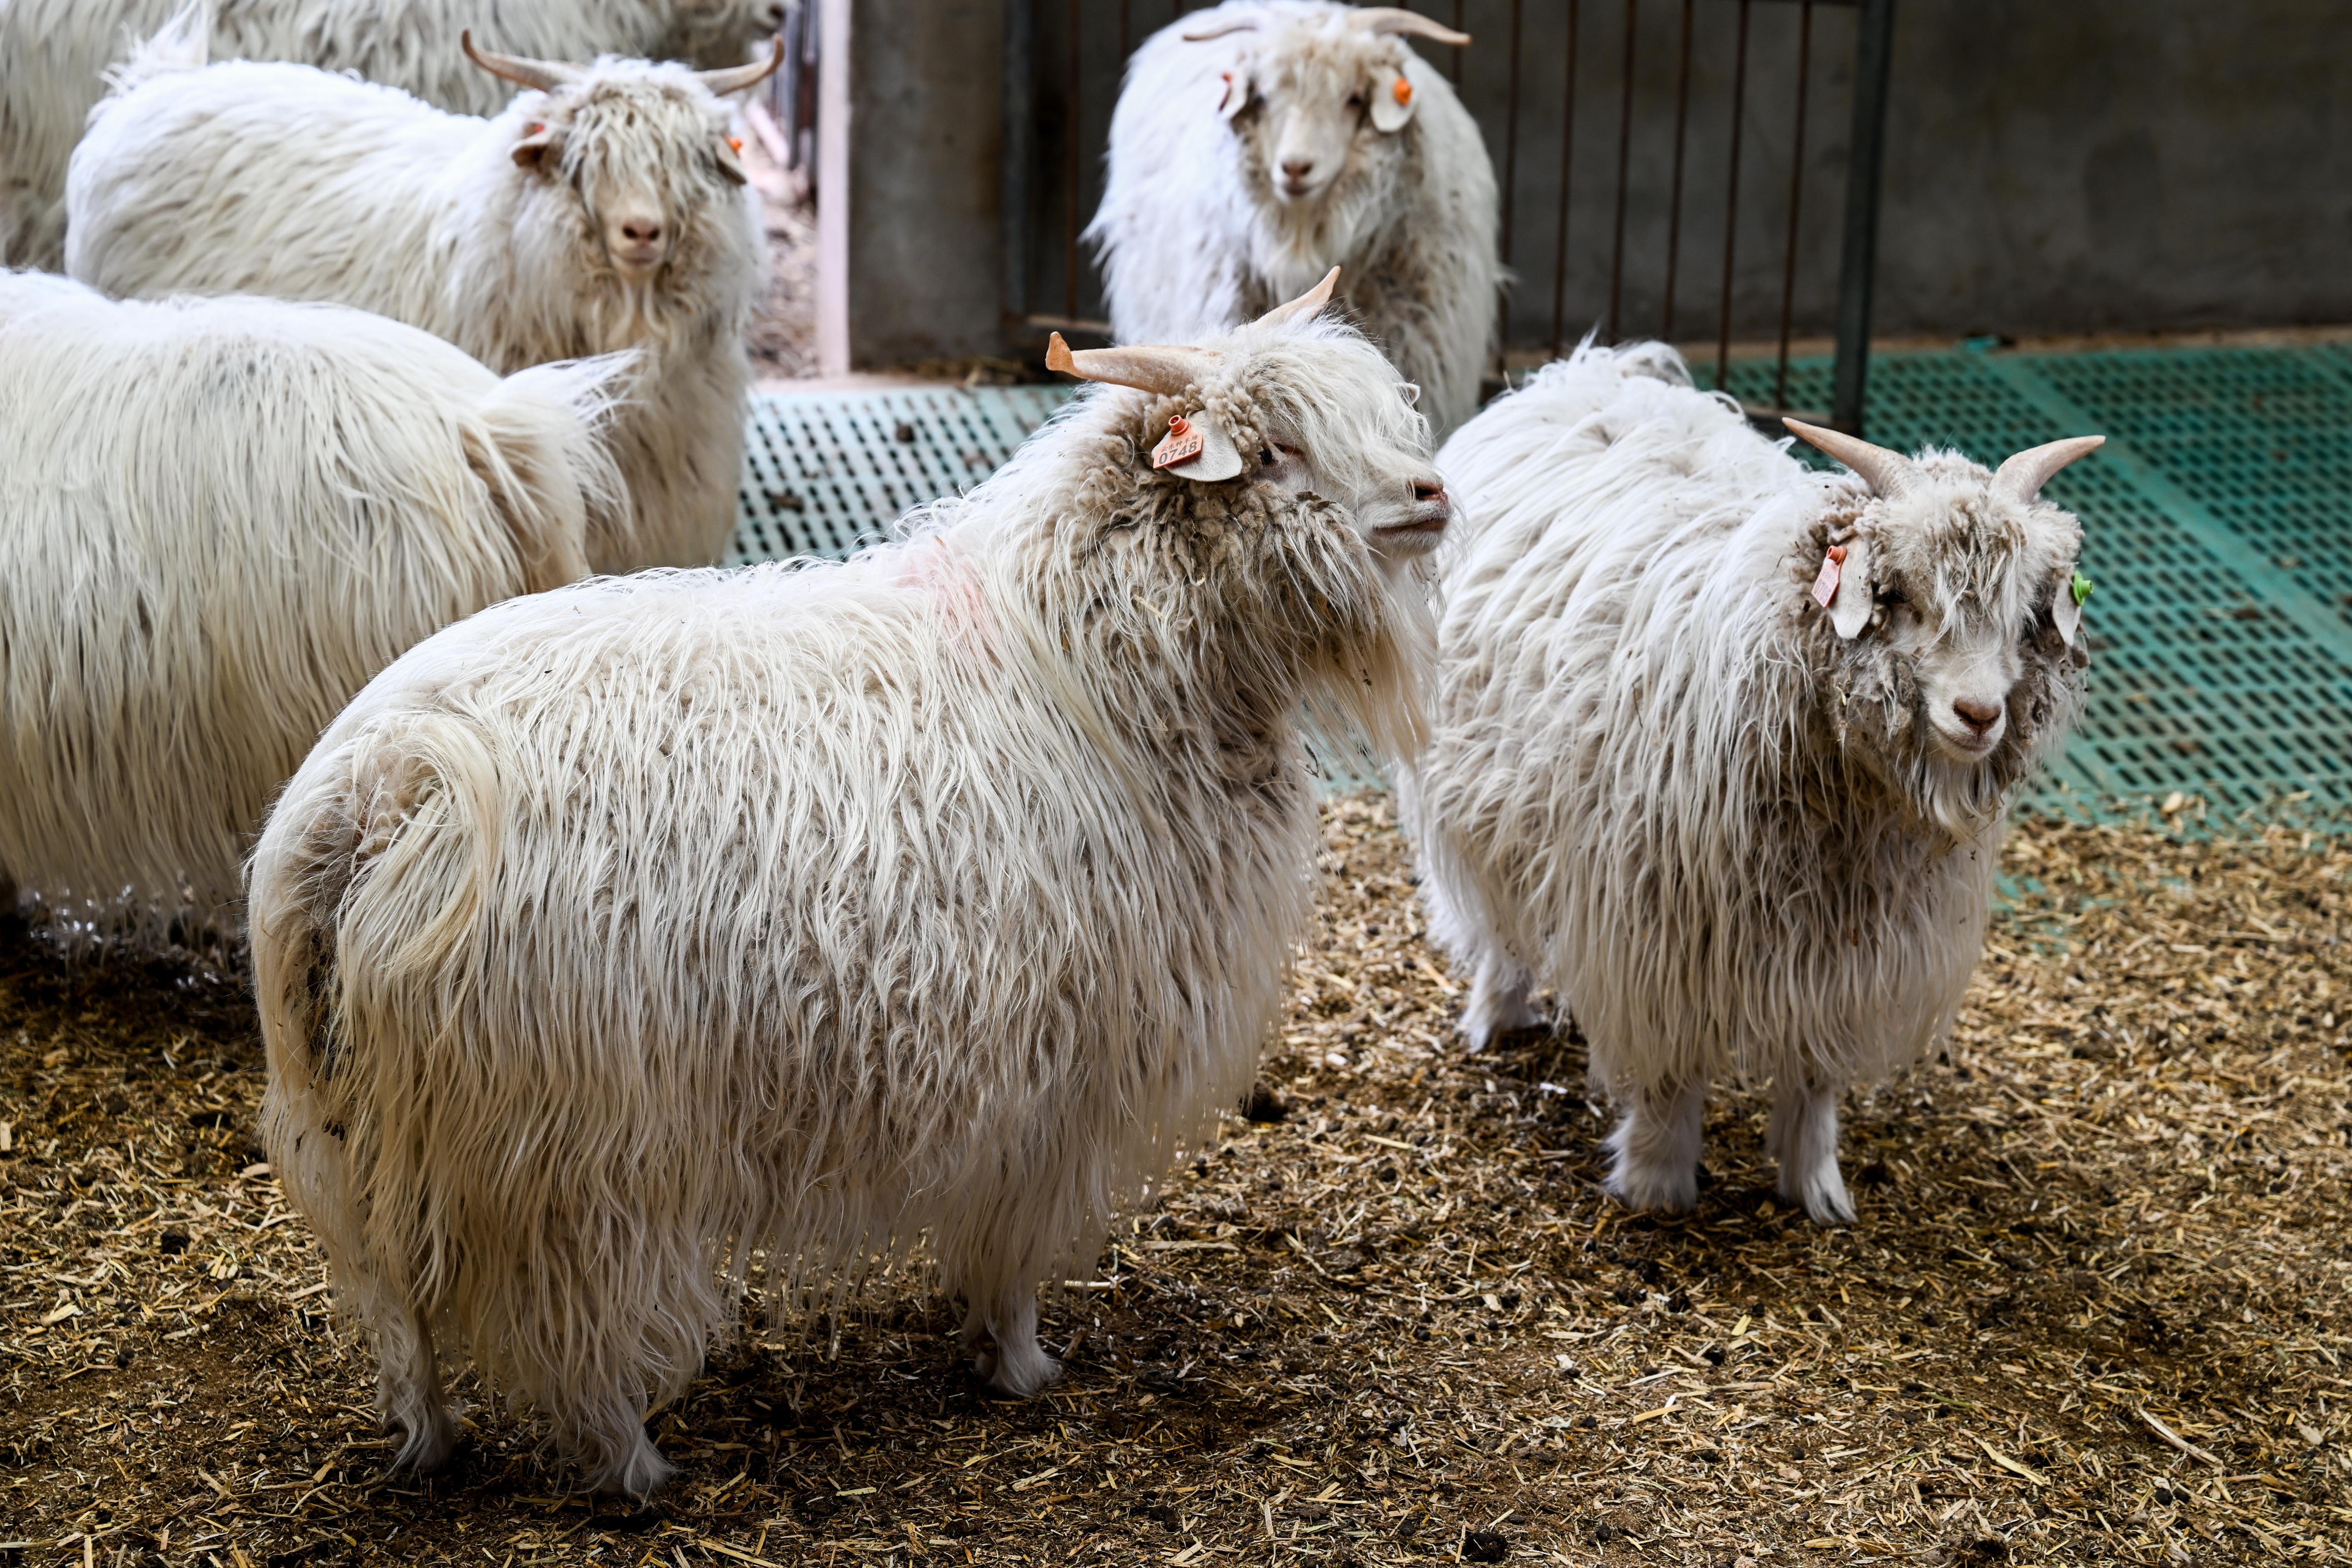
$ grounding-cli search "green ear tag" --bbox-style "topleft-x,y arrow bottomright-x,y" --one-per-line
2070,570 -> 2094,606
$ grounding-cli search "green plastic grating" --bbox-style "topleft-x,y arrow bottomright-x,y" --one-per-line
731,385 -> 1073,563
735,348 -> 2352,822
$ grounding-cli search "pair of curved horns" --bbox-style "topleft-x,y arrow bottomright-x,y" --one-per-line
461,31 -> 785,95
1783,418 -> 2105,504
1046,267 -> 1340,393
1183,7 -> 1471,44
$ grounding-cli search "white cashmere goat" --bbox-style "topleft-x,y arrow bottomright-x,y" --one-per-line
249,273 -> 1449,1494
1400,344 -> 2102,1224
65,30 -> 775,572
0,0 -> 784,269
0,271 -> 622,947
1087,2 -> 1499,442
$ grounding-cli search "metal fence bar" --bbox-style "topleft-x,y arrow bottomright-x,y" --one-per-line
1001,0 -> 1034,326
1064,0 -> 1084,326
1498,0 -> 1525,374
1548,0 -> 1582,361
1658,0 -> 1694,341
1712,0 -> 1750,390
1773,0 -> 1812,411
1830,0 -> 1895,434
1605,0 -> 1637,341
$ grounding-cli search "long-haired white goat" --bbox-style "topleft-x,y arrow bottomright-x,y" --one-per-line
1399,343 -> 2102,1224
0,0 -> 785,270
64,28 -> 776,572
248,271 -> 1451,1495
1086,2 -> 1499,441
0,271 -> 622,947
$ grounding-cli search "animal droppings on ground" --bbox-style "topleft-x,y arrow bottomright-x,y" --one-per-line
3,797 -> 2347,1564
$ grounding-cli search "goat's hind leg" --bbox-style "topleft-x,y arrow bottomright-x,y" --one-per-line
964,1284 -> 1060,1398
366,1290 -> 459,1475
1602,1078 -> 1706,1213
1767,1071 -> 1855,1224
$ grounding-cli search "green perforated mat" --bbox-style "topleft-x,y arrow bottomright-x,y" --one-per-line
734,348 -> 2352,823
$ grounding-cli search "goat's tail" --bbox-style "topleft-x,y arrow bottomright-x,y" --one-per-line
105,3 -> 211,97
464,353 -> 637,593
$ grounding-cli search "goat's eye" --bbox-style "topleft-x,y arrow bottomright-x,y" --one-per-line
1259,447 -> 1277,465
1347,92 -> 1366,108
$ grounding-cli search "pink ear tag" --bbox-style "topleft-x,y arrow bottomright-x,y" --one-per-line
1810,543 -> 1847,609
1152,413 -> 1206,470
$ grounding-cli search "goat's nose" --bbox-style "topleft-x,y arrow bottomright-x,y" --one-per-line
1281,158 -> 1315,182
1952,698 -> 2003,735
1413,478 -> 1448,510
620,217 -> 663,248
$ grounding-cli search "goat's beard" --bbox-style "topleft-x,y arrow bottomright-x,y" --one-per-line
1830,650 -> 2082,843
1243,144 -> 1405,301
582,269 -> 697,355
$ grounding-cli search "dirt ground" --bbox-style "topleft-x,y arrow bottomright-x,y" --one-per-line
3,800 -> 2347,1566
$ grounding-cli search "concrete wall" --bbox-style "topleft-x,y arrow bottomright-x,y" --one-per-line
819,0 -> 1005,371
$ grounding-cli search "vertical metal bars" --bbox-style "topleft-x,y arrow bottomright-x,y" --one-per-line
1547,0 -> 1581,360
1658,0 -> 1694,341
1830,0 -> 1896,434
1773,0 -> 1812,412
1604,0 -> 1637,341
999,0 -> 1895,414
1712,0 -> 1750,390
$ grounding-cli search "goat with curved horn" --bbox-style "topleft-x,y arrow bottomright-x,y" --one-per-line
459,31 -> 582,92
1347,7 -> 1473,44
1181,19 -> 1261,41
1251,265 -> 1341,328
1044,333 -> 1218,395
699,37 -> 787,97
1992,435 -> 2105,503
1783,417 -> 1918,501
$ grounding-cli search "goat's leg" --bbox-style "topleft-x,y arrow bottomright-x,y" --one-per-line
1602,1078 -> 1706,1213
965,1283 -> 1060,1397
1460,948 -> 1545,1050
369,1294 -> 459,1476
1767,1072 -> 1855,1224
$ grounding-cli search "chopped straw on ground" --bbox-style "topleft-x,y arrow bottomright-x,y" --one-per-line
2,797 -> 2347,1565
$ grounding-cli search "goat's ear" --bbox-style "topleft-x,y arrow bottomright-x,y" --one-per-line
1218,70 -> 1250,119
713,134 -> 749,185
1368,72 -> 1416,132
1151,409 -> 1244,482
511,123 -> 560,171
2053,566 -> 2089,649
1828,536 -> 1874,639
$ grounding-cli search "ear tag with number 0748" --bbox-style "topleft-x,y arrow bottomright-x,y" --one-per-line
1152,414 -> 1206,470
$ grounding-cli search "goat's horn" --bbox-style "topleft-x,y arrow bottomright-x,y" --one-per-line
1347,7 -> 1472,45
460,30 -> 582,91
1783,417 -> 1917,500
1045,332 -> 1216,396
698,36 -> 786,96
1251,265 -> 1341,328
1991,434 -> 2104,502
1181,19 -> 1261,41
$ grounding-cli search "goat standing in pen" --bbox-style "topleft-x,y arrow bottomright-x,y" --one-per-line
248,272 -> 1450,1494
0,0 -> 785,269
1400,343 -> 2101,1224
1088,2 -> 1500,441
65,25 -> 774,572
0,272 -> 622,948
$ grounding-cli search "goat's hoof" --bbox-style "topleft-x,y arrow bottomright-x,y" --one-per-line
978,1351 -> 1063,1399
1604,1157 -> 1698,1215
1780,1170 -> 1856,1226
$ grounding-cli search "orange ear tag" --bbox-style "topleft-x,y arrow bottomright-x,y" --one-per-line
728,136 -> 744,152
1392,76 -> 1412,106
1152,413 -> 1207,470
1810,543 -> 1847,609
